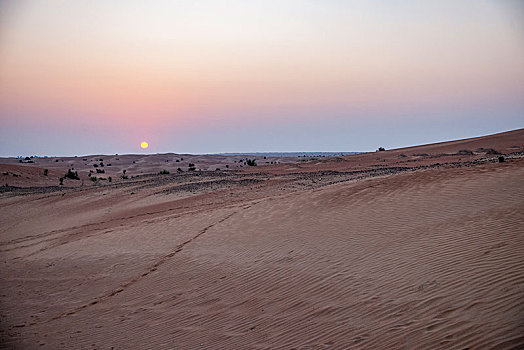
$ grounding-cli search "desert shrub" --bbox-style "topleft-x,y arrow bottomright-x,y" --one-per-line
377,147 -> 386,152
188,166 -> 196,171
96,168 -> 105,173
59,177 -> 64,185
90,176 -> 97,182
123,169 -> 127,174
108,176 -> 112,182
43,169 -> 48,176
159,169 -> 170,175
24,156 -> 30,160
216,168 -> 220,171
177,167 -> 183,172
176,159 -> 180,162
498,156 -> 505,163
99,162 -> 104,167
98,177 -> 107,181
93,163 -> 98,168
55,159 -> 59,162
121,175 -> 128,179
64,169 -> 80,180
246,159 -> 257,166
188,163 -> 195,167
18,159 -> 22,163
225,165 -> 229,168
457,149 -> 473,155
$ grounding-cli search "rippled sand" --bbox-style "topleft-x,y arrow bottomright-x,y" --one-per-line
1,130 -> 523,349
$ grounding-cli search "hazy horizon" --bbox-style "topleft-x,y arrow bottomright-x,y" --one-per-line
1,1 -> 523,156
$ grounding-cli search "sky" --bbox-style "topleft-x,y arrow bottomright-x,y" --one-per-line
0,0 -> 523,156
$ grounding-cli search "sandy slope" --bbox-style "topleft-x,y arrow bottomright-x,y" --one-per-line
1,130 -> 523,349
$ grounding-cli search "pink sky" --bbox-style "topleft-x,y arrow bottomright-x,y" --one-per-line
1,0 -> 523,155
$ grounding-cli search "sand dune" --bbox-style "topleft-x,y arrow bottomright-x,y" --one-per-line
1,129 -> 523,349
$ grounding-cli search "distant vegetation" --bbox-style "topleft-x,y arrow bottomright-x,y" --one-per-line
377,147 -> 386,152
246,159 -> 257,166
159,169 -> 170,175
64,169 -> 80,180
43,169 -> 48,176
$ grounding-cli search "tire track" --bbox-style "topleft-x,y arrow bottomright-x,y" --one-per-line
32,209 -> 241,325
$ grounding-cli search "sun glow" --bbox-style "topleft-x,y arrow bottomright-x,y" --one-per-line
140,142 -> 149,149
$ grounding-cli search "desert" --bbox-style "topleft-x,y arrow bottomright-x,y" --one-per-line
1,129 -> 523,349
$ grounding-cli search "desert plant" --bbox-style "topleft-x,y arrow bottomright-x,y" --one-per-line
177,167 -> 183,172
64,169 -> 80,180
108,176 -> 112,182
96,168 -> 105,173
246,159 -> 257,166
43,169 -> 48,176
377,147 -> 386,152
188,163 -> 195,167
90,176 -> 97,182
159,169 -> 170,175
59,177 -> 64,185
188,166 -> 196,171
498,156 -> 505,163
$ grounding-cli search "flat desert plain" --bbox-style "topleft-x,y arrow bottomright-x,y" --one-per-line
1,129 -> 523,349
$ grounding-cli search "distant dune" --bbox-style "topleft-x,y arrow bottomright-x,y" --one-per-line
0,129 -> 523,349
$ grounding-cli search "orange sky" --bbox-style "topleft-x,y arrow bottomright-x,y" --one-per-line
1,0 -> 523,155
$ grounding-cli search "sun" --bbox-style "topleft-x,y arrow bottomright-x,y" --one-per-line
140,141 -> 149,149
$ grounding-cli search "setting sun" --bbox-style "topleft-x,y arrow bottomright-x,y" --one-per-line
140,142 -> 149,149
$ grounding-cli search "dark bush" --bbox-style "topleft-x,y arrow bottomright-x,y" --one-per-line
90,176 -> 97,182
64,169 -> 80,180
177,168 -> 183,172
457,149 -> 473,155
43,169 -> 48,176
246,159 -> 257,166
188,166 -> 196,171
377,147 -> 386,152
159,169 -> 170,174
498,156 -> 505,163
108,176 -> 112,182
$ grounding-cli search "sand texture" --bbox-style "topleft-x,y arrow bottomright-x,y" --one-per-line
1,129 -> 523,349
